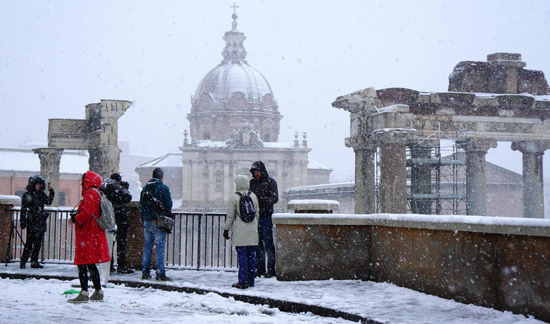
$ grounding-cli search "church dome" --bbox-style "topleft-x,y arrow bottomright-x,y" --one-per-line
194,62 -> 274,103
188,10 -> 282,143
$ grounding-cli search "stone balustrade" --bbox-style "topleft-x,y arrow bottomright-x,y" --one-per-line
273,213 -> 550,322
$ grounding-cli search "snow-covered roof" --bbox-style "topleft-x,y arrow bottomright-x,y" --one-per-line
308,159 -> 332,170
139,153 -> 182,168
263,142 -> 294,149
195,140 -> 228,148
191,140 -> 296,149
0,148 -> 88,174
286,181 -> 355,192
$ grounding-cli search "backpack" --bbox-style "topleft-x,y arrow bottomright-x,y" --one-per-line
90,188 -> 116,230
235,191 -> 256,223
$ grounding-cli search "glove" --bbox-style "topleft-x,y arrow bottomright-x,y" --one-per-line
20,219 -> 26,230
223,230 -> 230,240
121,181 -> 129,189
70,212 -> 78,225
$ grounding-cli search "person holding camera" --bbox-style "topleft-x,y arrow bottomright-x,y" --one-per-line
101,173 -> 133,274
20,175 -> 54,269
68,171 -> 111,303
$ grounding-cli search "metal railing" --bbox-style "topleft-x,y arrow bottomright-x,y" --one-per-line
167,213 -> 237,270
8,207 -> 76,263
8,208 -> 237,270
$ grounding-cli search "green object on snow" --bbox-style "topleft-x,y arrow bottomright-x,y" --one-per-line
62,289 -> 80,295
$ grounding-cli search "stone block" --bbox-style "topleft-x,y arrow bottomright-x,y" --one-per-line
376,88 -> 419,107
487,52 -> 522,61
275,224 -> 371,281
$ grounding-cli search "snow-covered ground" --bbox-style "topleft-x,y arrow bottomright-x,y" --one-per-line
0,263 -> 544,324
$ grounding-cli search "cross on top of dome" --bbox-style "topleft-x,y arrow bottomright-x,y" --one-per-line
222,3 -> 247,63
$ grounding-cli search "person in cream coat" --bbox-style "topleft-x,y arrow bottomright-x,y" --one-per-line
223,175 -> 260,289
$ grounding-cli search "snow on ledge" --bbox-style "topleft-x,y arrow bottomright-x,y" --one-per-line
272,213 -> 550,237
0,195 -> 21,205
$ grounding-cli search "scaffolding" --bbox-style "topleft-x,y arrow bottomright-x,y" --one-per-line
406,127 -> 468,215
374,126 -> 469,215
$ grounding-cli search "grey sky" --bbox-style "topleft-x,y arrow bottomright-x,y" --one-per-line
1,0 -> 550,180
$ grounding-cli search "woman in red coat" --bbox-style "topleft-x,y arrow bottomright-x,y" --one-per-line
68,171 -> 111,303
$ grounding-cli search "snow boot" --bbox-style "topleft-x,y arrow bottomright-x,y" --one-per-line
155,274 -> 172,282
232,283 -> 249,289
68,291 -> 89,303
90,290 -> 104,302
117,267 -> 134,274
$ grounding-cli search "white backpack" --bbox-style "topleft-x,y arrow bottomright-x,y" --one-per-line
91,188 -> 116,230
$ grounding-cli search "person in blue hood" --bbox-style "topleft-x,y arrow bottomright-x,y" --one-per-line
139,167 -> 173,281
249,161 -> 278,278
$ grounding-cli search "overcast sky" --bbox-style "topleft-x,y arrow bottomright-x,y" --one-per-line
1,0 -> 550,180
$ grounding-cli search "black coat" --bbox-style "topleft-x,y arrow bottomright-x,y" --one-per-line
100,178 -> 132,224
21,176 -> 54,233
249,161 -> 279,218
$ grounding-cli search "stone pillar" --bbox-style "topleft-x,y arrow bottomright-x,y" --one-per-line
511,141 -> 550,218
351,138 -> 377,214
373,129 -> 416,214
33,148 -> 63,207
89,145 -> 121,182
409,141 -> 435,214
125,201 -> 145,270
0,196 -> 20,263
459,138 -> 497,216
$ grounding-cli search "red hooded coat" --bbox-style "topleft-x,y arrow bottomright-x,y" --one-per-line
73,171 -> 111,265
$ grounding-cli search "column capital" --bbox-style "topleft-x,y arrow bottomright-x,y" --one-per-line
511,141 -> 550,154
33,147 -> 64,156
457,138 -> 497,153
346,136 -> 378,151
371,128 -> 416,144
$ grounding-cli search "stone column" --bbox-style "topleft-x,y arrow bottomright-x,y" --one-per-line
511,141 -> 550,218
33,148 -> 63,207
89,145 -> 121,182
409,141 -> 436,214
0,196 -> 20,262
125,201 -> 145,270
459,138 -> 497,216
373,129 -> 416,214
350,137 -> 377,214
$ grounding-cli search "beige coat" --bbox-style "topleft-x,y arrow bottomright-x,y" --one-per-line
224,175 -> 259,247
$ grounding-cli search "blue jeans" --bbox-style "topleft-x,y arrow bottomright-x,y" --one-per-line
256,217 -> 276,275
236,246 -> 256,286
142,220 -> 167,276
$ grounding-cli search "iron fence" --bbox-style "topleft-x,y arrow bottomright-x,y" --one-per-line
7,208 -> 237,270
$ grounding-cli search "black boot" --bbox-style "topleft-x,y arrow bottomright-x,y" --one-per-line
31,262 -> 44,269
20,262 -> 26,269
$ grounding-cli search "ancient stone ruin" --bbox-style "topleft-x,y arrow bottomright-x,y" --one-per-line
35,99 -> 131,205
333,53 -> 550,218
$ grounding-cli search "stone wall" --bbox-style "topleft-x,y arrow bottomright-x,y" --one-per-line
274,213 -> 550,322
0,196 -> 21,262
125,201 -> 148,270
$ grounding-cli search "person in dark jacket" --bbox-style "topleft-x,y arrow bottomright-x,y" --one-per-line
20,175 -> 54,269
139,167 -> 173,281
100,173 -> 133,274
249,161 -> 278,278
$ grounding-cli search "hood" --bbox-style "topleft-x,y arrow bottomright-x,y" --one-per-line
145,178 -> 163,189
100,178 -> 117,191
26,175 -> 46,191
82,171 -> 102,194
235,175 -> 250,192
250,161 -> 269,179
